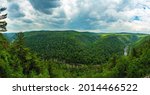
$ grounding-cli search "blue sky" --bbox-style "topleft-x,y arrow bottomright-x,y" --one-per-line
0,0 -> 150,33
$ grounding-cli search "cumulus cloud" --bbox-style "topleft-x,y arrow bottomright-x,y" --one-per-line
1,0 -> 150,33
29,0 -> 61,14
61,0 -> 150,33
0,0 -> 7,7
8,2 -> 25,19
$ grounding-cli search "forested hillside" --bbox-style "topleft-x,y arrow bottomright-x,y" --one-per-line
1,31 -> 150,78
23,31 -> 144,64
0,33 -> 49,77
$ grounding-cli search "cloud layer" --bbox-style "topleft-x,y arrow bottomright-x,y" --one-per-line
1,0 -> 150,33
29,0 -> 61,14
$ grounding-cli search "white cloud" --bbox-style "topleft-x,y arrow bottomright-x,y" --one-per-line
0,0 -> 7,7
61,0 -> 78,20
1,0 -> 150,33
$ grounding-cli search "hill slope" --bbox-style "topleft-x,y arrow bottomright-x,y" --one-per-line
22,31 -> 145,64
1,31 -> 150,78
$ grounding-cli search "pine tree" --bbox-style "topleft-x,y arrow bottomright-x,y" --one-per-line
0,7 -> 7,32
130,48 -> 137,57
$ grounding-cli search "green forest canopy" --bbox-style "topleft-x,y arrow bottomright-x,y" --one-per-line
0,31 -> 150,78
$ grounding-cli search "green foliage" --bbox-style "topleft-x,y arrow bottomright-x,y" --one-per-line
0,31 -> 150,78
0,32 -> 50,78
24,31 -> 141,65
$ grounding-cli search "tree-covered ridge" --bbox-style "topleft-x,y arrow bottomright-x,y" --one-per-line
132,35 -> 150,57
1,31 -> 150,78
23,31 -> 145,64
127,35 -> 150,77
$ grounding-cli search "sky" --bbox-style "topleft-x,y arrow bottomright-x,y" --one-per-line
0,0 -> 150,33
